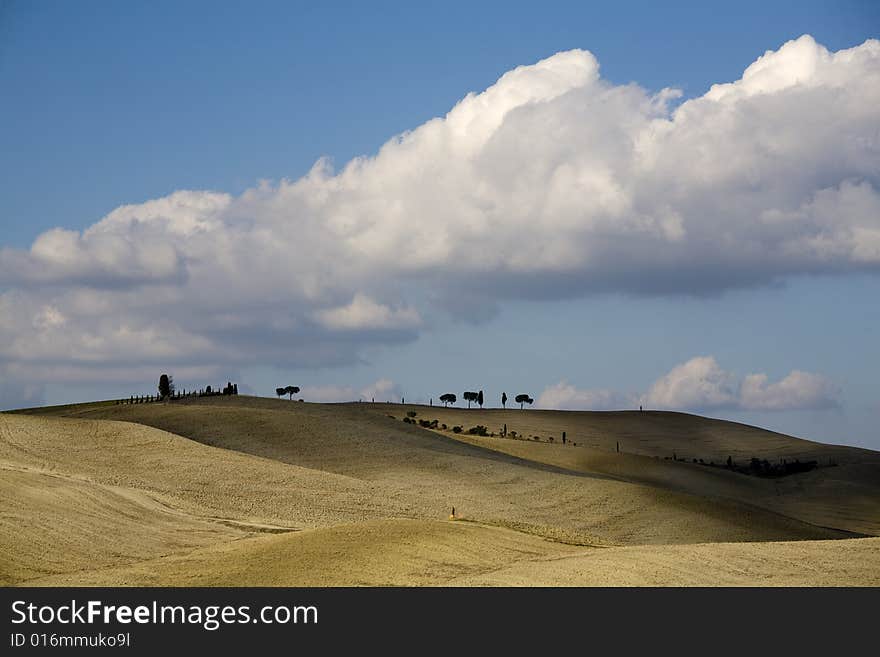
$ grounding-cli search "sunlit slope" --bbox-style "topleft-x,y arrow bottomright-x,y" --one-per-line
59,396 -> 879,536
0,412 -> 442,584
448,433 -> 880,536
453,536 -> 880,586
0,465 -> 241,585
30,519 -> 580,586
4,399 -> 876,586
0,413 -> 422,535
380,403 -> 880,536
29,520 -> 880,587
37,397 -> 854,545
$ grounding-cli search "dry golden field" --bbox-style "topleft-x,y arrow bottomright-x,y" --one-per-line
2,396 -> 878,586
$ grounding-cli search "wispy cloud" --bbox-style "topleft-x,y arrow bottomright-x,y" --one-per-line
297,379 -> 402,403
537,382 -> 637,410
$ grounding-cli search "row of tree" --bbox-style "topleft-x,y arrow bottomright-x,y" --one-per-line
156,374 -> 237,400
157,377 -> 537,409
114,374 -> 239,404
438,391 -> 534,409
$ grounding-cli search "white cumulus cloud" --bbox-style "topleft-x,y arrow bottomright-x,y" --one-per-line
644,356 -> 740,410
314,294 -> 421,331
0,35 -> 877,393
738,370 -> 840,411
538,356 -> 839,412
644,356 -> 840,411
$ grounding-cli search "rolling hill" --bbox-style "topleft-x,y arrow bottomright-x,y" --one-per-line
3,396 -> 878,586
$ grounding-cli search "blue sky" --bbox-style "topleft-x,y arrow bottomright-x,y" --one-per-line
1,1 -> 878,449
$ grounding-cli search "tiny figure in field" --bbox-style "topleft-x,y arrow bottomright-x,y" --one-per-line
451,507 -> 456,520
562,431 -> 566,445
639,405 -> 643,411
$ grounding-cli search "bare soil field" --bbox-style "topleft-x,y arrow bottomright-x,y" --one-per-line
3,396 -> 878,586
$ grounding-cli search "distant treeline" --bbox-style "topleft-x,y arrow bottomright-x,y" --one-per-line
397,411 -> 578,445
116,375 -> 238,404
399,410 -> 827,478
665,453 -> 826,478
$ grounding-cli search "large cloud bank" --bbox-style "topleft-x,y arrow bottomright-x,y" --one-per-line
1,35 -> 878,404
538,356 -> 840,412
